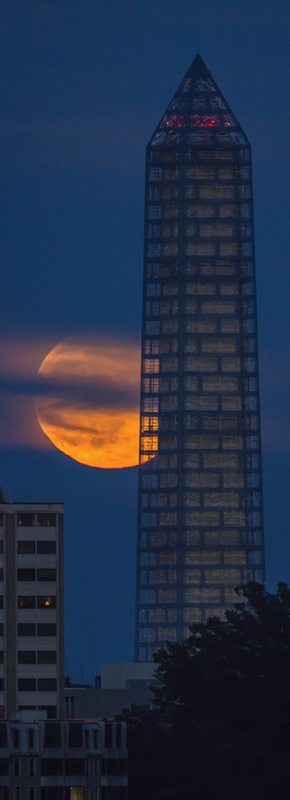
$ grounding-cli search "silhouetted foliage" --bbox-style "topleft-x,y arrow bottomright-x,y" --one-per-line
123,584 -> 290,800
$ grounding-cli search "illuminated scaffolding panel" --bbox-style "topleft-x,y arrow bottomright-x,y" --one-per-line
135,54 -> 265,662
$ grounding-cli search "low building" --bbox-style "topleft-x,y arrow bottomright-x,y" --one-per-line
0,502 -> 64,720
64,663 -> 157,719
0,716 -> 128,799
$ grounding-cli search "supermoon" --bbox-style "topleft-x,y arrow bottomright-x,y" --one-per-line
35,335 -> 141,469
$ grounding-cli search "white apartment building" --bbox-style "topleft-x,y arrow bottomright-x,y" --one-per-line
0,503 -> 64,719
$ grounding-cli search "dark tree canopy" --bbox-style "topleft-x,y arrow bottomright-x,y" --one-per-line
124,584 -> 290,800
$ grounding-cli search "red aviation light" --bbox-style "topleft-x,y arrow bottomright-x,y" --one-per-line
191,114 -> 220,127
165,115 -> 184,128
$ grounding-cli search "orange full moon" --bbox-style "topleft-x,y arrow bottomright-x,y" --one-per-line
35,335 -> 141,469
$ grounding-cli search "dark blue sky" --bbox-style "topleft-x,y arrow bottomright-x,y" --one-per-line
1,0 -> 290,681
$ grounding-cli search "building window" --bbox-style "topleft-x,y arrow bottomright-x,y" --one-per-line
43,722 -> 62,748
18,596 -> 36,609
148,205 -> 162,219
145,320 -> 160,334
105,723 -> 113,749
37,514 -> 56,527
37,624 -> 56,636
29,789 -> 35,800
116,723 -> 122,748
14,758 -> 20,776
17,541 -> 35,554
37,569 -> 56,582
38,678 -> 57,692
37,650 -> 57,664
68,723 -> 83,748
17,514 -> 35,527
101,758 -> 127,776
40,788 -> 63,799
65,759 -> 85,776
37,541 -> 56,554
85,726 -> 99,751
37,596 -> 56,609
41,758 -> 63,776
17,569 -> 35,582
18,651 -> 36,664
18,624 -> 36,636
0,758 -> 9,776
65,696 -> 75,718
0,724 -> 7,747
18,679 -> 36,692
11,728 -> 20,749
27,728 -> 35,749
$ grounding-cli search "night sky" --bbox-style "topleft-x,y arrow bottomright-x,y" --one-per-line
1,0 -> 290,682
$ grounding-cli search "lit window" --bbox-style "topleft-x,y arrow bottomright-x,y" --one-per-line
37,596 -> 56,609
200,223 -> 235,237
221,357 -> 240,372
186,166 -> 214,179
184,511 -> 220,526
219,242 -> 238,256
184,588 -> 221,602
185,281 -> 216,295
159,511 -> 178,526
140,436 -> 158,452
163,204 -> 179,218
157,626 -> 177,641
158,590 -> 176,603
183,492 -> 200,507
183,569 -> 201,583
219,205 -> 237,218
37,514 -> 56,527
220,282 -> 238,295
224,511 -> 245,526
199,184 -> 234,200
202,337 -> 237,354
201,300 -> 236,314
17,514 -> 35,527
186,242 -> 215,256
203,376 -> 238,392
186,203 -> 214,218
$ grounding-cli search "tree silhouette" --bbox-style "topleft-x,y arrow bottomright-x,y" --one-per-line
124,583 -> 290,800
